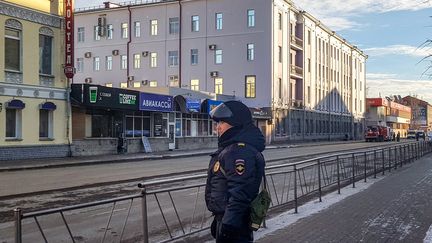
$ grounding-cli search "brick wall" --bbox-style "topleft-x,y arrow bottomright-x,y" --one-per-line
0,145 -> 70,160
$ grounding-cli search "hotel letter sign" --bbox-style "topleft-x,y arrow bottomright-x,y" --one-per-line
64,0 -> 75,78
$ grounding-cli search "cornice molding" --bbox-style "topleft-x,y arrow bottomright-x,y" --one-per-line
0,2 -> 62,28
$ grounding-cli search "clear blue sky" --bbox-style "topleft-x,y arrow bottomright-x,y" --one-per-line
75,0 -> 432,102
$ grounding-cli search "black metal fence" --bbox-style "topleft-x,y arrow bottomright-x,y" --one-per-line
12,142 -> 431,243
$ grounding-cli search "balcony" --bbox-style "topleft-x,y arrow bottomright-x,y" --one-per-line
290,65 -> 303,79
290,35 -> 303,50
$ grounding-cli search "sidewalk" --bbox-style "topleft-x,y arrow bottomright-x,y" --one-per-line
256,154 -> 432,243
0,140 -> 360,171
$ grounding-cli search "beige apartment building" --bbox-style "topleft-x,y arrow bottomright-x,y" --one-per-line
74,0 -> 366,145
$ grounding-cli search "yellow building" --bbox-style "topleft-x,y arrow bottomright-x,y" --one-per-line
0,0 -> 71,160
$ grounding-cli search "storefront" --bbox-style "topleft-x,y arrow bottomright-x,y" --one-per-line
249,107 -> 272,143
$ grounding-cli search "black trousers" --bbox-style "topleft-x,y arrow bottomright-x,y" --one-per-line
211,216 -> 253,243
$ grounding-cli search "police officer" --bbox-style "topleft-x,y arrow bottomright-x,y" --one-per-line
205,100 -> 266,243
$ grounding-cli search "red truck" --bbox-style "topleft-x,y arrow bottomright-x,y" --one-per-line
365,126 -> 392,142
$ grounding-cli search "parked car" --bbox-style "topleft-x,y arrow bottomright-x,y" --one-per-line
416,131 -> 426,140
407,130 -> 417,139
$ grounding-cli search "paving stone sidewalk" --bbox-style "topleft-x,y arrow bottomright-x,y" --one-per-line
257,154 -> 432,243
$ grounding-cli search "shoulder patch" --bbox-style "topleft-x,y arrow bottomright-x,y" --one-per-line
213,161 -> 220,173
237,143 -> 246,147
235,159 -> 245,175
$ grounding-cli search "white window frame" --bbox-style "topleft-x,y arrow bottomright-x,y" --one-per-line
168,51 -> 179,67
150,52 -> 157,67
107,24 -> 113,39
169,17 -> 179,34
247,43 -> 254,61
215,78 -> 223,94
133,81 -> 141,88
121,55 -> 127,69
134,54 -> 141,69
121,23 -> 128,39
94,26 -> 100,40
191,79 -> 199,91
215,49 -> 223,64
5,26 -> 22,72
247,9 -> 255,27
151,20 -> 158,36
39,109 -> 53,139
93,56 -> 100,71
216,13 -> 223,30
77,27 -> 85,42
150,80 -> 158,87
6,108 -> 22,139
192,15 -> 200,32
245,75 -> 256,98
76,58 -> 84,72
191,49 -> 198,65
134,21 -> 141,38
120,82 -> 128,88
106,56 -> 112,70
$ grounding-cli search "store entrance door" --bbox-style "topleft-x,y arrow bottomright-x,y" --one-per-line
168,113 -> 176,150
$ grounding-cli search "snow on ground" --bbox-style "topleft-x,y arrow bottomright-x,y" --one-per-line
424,225 -> 432,243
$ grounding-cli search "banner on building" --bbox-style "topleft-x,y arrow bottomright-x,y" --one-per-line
139,93 -> 173,112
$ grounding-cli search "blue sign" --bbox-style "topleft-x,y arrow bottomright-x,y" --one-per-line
207,100 -> 223,114
139,93 -> 173,112
186,98 -> 201,112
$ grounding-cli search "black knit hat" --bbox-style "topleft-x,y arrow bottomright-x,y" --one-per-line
210,100 -> 252,127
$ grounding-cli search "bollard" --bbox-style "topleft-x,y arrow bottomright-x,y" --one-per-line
318,159 -> 322,202
141,188 -> 149,243
14,208 -> 22,243
294,164 -> 298,213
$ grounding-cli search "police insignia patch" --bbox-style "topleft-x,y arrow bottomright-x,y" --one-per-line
235,159 -> 245,175
213,161 -> 220,173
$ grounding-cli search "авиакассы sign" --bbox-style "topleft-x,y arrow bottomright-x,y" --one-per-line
139,93 -> 173,112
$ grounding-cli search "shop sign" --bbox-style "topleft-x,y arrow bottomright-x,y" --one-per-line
119,93 -> 136,105
207,100 -> 223,113
186,98 -> 201,112
249,107 -> 272,120
140,92 -> 173,112
64,0 -> 74,79
367,98 -> 388,107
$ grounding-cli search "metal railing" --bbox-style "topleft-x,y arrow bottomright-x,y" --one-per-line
13,142 -> 431,243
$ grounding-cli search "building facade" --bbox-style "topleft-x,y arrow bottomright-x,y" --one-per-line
365,98 -> 411,138
401,95 -> 432,132
74,0 -> 366,145
0,0 -> 71,160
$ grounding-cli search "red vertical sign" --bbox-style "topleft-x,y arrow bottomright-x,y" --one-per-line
64,0 -> 74,79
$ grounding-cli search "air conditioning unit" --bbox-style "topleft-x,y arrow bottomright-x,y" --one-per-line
84,52 -> 92,58
142,51 -> 149,57
210,71 -> 219,77
85,77 -> 92,83
112,50 -> 119,56
128,76 -> 134,81
209,44 -> 217,50
141,80 -> 149,85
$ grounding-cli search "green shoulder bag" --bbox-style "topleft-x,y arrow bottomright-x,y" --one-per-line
250,175 -> 272,231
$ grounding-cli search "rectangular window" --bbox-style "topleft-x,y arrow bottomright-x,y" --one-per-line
191,79 -> 199,91
216,13 -> 223,30
278,13 -> 282,30
134,54 -> 141,69
215,78 -> 223,94
106,56 -> 112,70
150,80 -> 157,87
247,43 -> 254,61
308,58 -> 311,72
169,17 -> 179,34
308,30 -> 311,45
39,109 -> 52,138
106,83 -> 113,87
168,51 -> 179,67
134,21 -> 140,37
94,26 -> 100,40
39,34 -> 52,75
76,58 -> 84,72
133,81 -> 141,88
77,27 -> 85,42
192,15 -> 200,32
245,75 -> 256,98
150,52 -> 157,67
215,49 -> 223,64
278,78 -> 282,99
121,23 -> 128,39
107,24 -> 113,39
278,46 -> 282,63
151,20 -> 158,36
191,49 -> 198,65
247,9 -> 255,27
169,75 -> 179,87
6,108 -> 20,138
121,55 -> 127,69
120,82 -> 128,88
5,28 -> 21,71
93,56 -> 100,71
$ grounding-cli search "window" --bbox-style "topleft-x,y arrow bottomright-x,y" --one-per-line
151,20 -> 158,36
94,26 -> 100,40
76,58 -> 83,72
93,57 -> 100,71
308,30 -> 311,45
77,27 -> 85,42
308,58 -> 311,72
120,82 -> 127,88
169,75 -> 179,87
278,46 -> 282,63
134,54 -> 141,69
191,15 -> 199,32
191,49 -> 198,65
215,49 -> 223,64
278,78 -> 282,99
39,34 -> 53,75
39,109 -> 53,138
169,17 -> 179,34
150,52 -> 157,67
245,75 -> 256,98
150,80 -> 157,87
6,108 -> 21,138
121,55 -> 127,69
121,23 -> 128,39
216,13 -> 223,30
133,81 -> 141,88
134,21 -> 140,37
215,78 -> 223,94
106,83 -> 113,87
168,51 -> 179,67
107,24 -> 113,39
5,27 -> 21,71
191,79 -> 199,91
278,13 -> 282,30
247,43 -> 254,61
247,9 -> 255,27
106,56 -> 112,70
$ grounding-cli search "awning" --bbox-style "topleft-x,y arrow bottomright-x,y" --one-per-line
5,99 -> 25,109
174,95 -> 201,113
39,102 -> 57,110
201,99 -> 223,114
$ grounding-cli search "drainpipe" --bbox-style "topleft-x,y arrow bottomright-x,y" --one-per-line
178,0 -> 182,88
127,5 -> 132,87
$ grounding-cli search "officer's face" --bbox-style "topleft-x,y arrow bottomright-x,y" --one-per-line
216,121 -> 233,137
